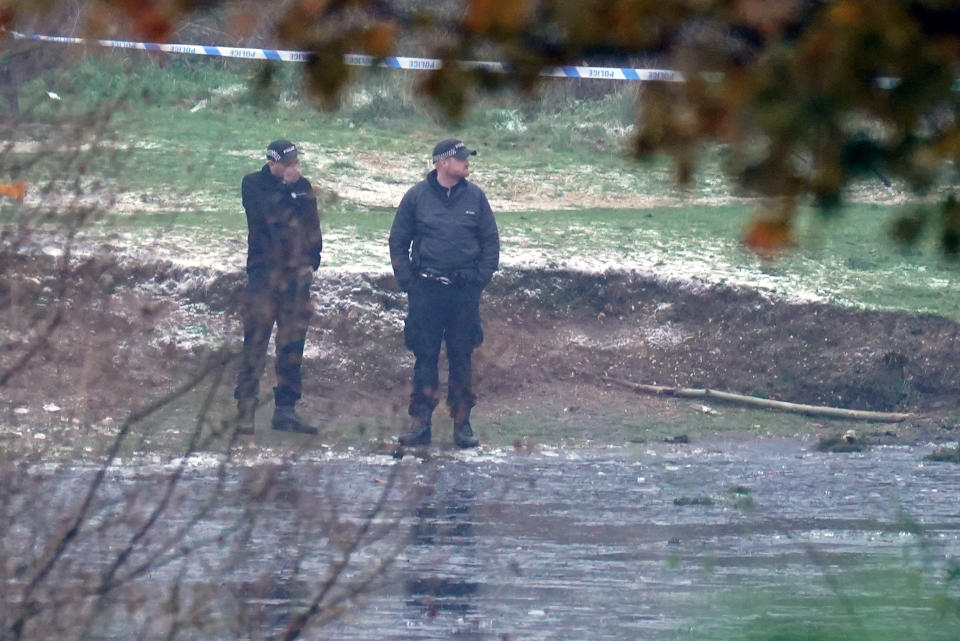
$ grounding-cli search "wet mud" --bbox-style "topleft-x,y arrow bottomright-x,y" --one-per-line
2,251 -> 960,444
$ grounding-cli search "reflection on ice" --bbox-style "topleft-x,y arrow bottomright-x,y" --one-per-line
7,439 -> 960,640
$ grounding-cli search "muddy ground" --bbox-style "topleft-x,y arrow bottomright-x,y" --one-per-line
2,251 -> 959,451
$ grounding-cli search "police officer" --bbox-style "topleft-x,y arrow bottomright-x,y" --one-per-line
235,139 -> 323,435
389,139 -> 500,448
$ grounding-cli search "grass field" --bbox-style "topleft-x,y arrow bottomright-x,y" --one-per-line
2,51 -> 959,322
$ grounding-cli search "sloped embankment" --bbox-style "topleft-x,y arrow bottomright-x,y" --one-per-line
478,270 -> 959,415
2,253 -> 959,434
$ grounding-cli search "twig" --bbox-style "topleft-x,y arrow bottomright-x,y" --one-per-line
275,461 -> 406,641
9,350 -> 234,641
81,351 -> 234,635
603,376 -> 912,423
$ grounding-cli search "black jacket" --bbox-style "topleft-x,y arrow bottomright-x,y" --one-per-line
241,165 -> 322,280
389,170 -> 499,290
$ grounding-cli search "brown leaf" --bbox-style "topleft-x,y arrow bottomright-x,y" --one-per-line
226,7 -> 258,39
419,63 -> 471,122
744,217 -> 794,256
0,7 -> 15,31
363,21 -> 396,59
305,42 -> 351,108
735,0 -> 802,39
464,0 -> 531,35
827,0 -> 865,27
116,0 -> 172,42
300,0 -> 332,16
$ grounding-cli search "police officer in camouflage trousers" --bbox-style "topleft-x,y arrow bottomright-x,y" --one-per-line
235,139 -> 323,435
389,139 -> 500,448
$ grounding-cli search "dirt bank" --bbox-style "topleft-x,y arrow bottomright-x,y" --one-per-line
2,252 -> 959,449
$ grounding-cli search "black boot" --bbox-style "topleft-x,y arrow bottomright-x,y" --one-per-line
271,405 -> 318,435
236,398 -> 256,435
453,422 -> 479,449
398,417 -> 432,446
452,404 -> 479,449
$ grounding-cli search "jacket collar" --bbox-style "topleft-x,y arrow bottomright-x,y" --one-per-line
260,164 -> 284,184
427,169 -> 466,197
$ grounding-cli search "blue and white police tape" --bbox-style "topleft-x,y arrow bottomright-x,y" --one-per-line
12,32 -> 311,62
13,31 -> 686,82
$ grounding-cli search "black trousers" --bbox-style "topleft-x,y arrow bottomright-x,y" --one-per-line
234,272 -> 312,407
404,279 -> 484,419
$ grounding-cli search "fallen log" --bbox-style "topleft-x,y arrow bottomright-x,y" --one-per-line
603,376 -> 912,423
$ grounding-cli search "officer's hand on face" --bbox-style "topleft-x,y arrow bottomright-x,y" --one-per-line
281,159 -> 302,185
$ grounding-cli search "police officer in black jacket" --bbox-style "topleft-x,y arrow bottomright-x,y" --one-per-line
389,139 -> 500,448
235,139 -> 323,435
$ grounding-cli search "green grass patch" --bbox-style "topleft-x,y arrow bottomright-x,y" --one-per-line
5,52 -> 960,324
686,561 -> 960,641
925,444 -> 960,463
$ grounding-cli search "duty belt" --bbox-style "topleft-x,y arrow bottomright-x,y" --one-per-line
419,268 -> 453,285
